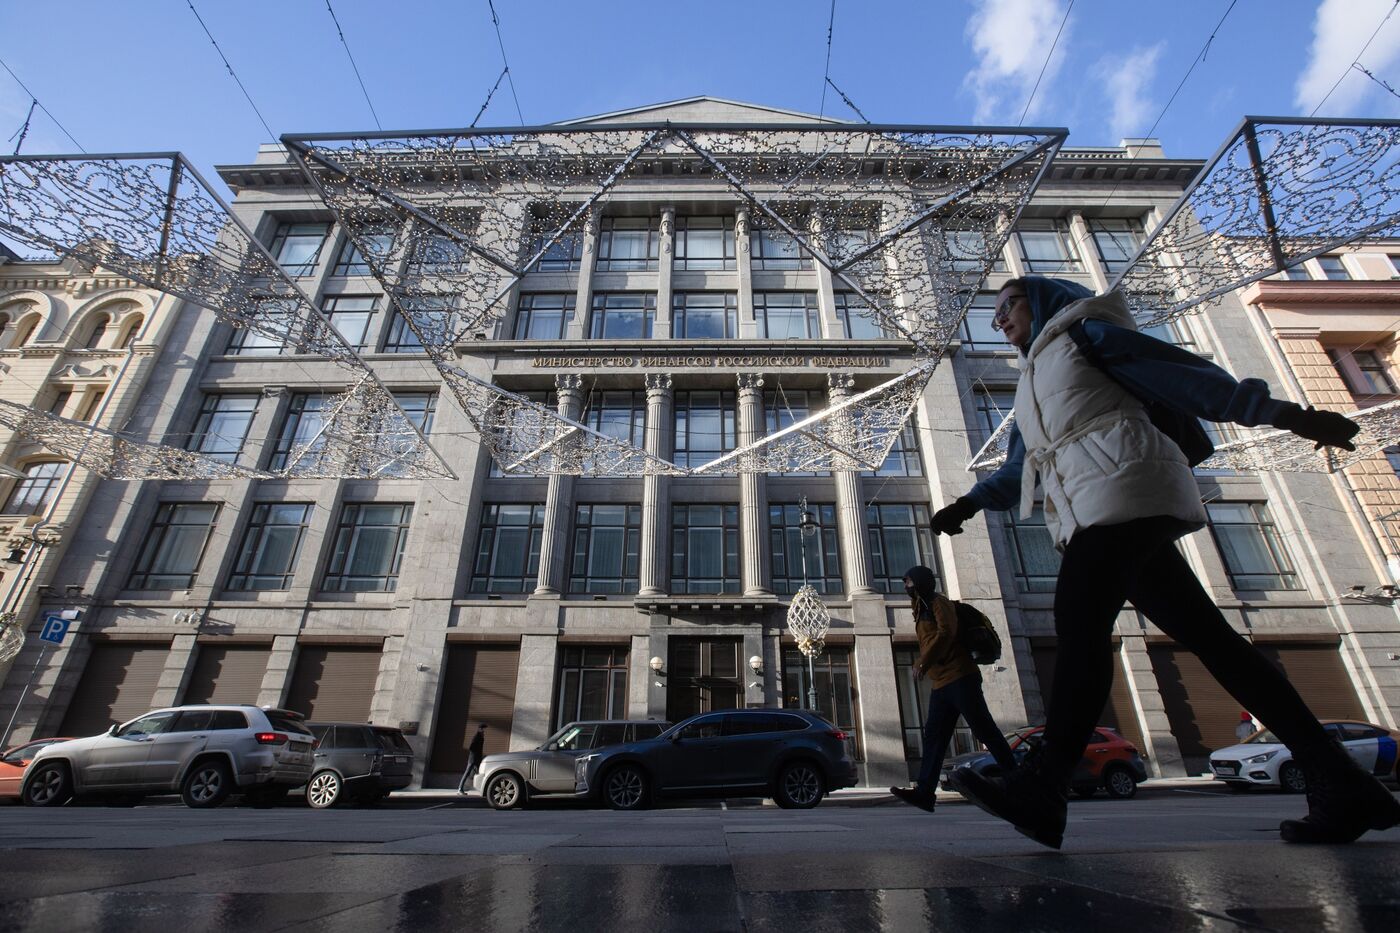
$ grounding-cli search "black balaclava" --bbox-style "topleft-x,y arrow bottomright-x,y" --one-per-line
1015,275 -> 1095,348
904,565 -> 939,615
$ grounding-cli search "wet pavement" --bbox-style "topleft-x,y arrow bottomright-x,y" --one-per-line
0,789 -> 1397,931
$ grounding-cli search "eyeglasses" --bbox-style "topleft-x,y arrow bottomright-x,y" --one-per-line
990,293 -> 1026,332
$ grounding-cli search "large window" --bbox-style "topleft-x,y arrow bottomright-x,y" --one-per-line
582,391 -> 645,446
227,503 -> 311,591
226,297 -> 298,356
751,227 -> 813,270
188,394 -> 258,464
1316,255 -> 1352,281
974,389 -> 1016,445
488,391 -> 554,478
555,646 -> 629,729
1088,219 -> 1143,275
331,226 -> 395,276
470,504 -> 545,593
945,229 -> 1006,273
269,222 -> 329,276
864,416 -> 924,477
590,293 -> 655,339
408,226 -> 473,275
1003,505 -> 1060,593
2,462 -> 66,516
514,294 -> 574,340
782,646 -> 861,759
269,393 -> 328,471
671,504 -> 741,594
673,390 -> 736,468
569,504 -> 642,594
674,216 -> 735,270
764,388 -> 826,476
383,299 -> 449,353
755,292 -> 820,339
769,503 -> 842,594
1329,348 -> 1398,397
1206,502 -> 1300,591
835,293 -> 890,339
129,503 -> 219,590
528,228 -> 584,272
959,292 -> 1002,350
1015,220 -> 1080,273
322,295 -> 378,349
672,292 -> 737,339
378,393 -> 437,478
323,503 -> 414,593
866,503 -> 937,593
595,217 -> 659,271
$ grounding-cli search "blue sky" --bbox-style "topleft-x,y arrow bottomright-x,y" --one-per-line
3,0 -> 1399,181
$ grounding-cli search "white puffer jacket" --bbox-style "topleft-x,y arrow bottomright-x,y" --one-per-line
1014,291 -> 1207,547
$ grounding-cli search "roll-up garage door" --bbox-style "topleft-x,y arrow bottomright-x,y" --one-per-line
1149,646 -> 1240,774
1031,643 -> 1145,751
183,644 -> 272,706
59,642 -> 170,737
1255,642 -> 1366,721
284,645 -> 382,722
429,645 -> 519,773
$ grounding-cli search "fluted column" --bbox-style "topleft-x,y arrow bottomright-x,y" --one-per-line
829,373 -> 875,595
639,372 -> 674,596
534,374 -> 585,595
737,372 -> 771,596
656,205 -> 676,339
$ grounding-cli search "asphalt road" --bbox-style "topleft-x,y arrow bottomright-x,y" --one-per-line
1,789 -> 1398,931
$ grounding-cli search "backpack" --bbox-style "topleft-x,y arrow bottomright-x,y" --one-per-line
952,600 -> 1002,665
1066,318 -> 1215,467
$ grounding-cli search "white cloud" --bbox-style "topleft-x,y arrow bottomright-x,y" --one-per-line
1296,0 -> 1400,114
964,0 -> 1073,123
1094,43 -> 1165,143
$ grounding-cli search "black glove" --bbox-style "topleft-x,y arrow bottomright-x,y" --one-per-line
930,496 -> 980,536
1274,405 -> 1359,452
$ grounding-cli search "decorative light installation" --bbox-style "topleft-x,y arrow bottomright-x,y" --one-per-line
0,612 -> 23,665
1195,398 -> 1400,473
786,497 -> 829,711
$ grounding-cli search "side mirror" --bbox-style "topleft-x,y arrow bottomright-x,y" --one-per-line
669,732 -> 682,743
107,724 -> 119,736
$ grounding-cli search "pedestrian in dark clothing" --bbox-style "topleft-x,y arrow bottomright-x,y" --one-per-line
942,275 -> 1399,849
458,723 -> 488,795
891,566 -> 1017,812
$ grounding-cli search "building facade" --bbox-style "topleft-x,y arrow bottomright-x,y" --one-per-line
3,99 -> 1397,784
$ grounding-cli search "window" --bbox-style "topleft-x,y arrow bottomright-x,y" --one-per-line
754,292 -> 820,339
864,415 -> 924,477
527,227 -> 584,272
672,292 -> 737,339
595,217 -> 659,271
554,646 -> 630,729
188,394 -> 258,463
782,645 -> 860,759
569,504 -> 642,593
322,296 -> 377,350
1388,255 -> 1400,279
228,503 -> 311,591
117,316 -> 142,348
488,391 -> 554,477
226,297 -> 298,355
674,216 -> 735,270
582,391 -> 645,446
129,503 -> 219,589
377,393 -> 437,478
48,391 -> 71,416
764,388 -> 827,476
1088,219 -> 1143,275
79,389 -> 105,423
408,226 -> 472,274
1329,348 -> 1397,397
323,503 -> 414,592
835,293 -> 890,339
384,307 -> 427,353
331,226 -> 394,276
83,315 -> 108,349
1003,505 -> 1060,592
674,390 -> 737,469
945,229 -> 1006,273
1280,264 -> 1313,281
269,222 -> 329,276
2,462 -> 66,516
769,503 -> 842,594
470,504 -> 545,593
751,227 -> 813,270
514,294 -> 574,340
590,293 -> 655,339
1015,220 -> 1080,273
671,503 -> 741,593
823,224 -> 874,261
1316,255 -> 1351,281
866,504 -> 937,593
1205,502 -> 1300,591
960,293 -> 1003,350
270,393 -> 328,471
974,389 -> 1016,444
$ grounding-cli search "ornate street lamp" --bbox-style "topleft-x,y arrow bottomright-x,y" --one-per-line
786,496 -> 829,713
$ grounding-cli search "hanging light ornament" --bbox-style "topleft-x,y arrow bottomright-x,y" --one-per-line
0,612 -> 23,665
785,497 -> 830,711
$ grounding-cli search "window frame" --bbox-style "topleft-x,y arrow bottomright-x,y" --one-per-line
322,502 -> 415,593
769,502 -> 842,595
672,292 -> 738,339
268,221 -> 330,277
673,216 -> 736,271
469,503 -> 546,593
595,217 -> 660,272
568,504 -> 642,594
128,502 -> 220,590
1205,501 -> 1301,592
590,292 -> 656,340
670,503 -> 742,594
188,393 -> 260,464
1014,219 -> 1081,273
866,503 -> 938,594
2,461 -> 66,516
754,291 -> 821,339
227,502 -> 312,591
673,390 -> 737,469
514,293 -> 575,340
321,295 -> 379,350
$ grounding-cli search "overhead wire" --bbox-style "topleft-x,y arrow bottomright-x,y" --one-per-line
1351,62 -> 1400,103
818,0 -> 837,121
0,55 -> 84,153
1017,0 -> 1073,127
324,0 -> 382,130
1309,0 -> 1400,117
471,67 -> 509,128
184,0 -> 277,142
484,0 -> 524,124
8,99 -> 36,156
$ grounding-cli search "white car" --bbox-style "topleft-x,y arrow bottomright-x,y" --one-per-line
1209,719 -> 1398,793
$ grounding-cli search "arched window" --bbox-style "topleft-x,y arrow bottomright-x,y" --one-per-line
2,462 -> 67,516
0,313 -> 10,334
84,315 -> 109,349
118,315 -> 144,348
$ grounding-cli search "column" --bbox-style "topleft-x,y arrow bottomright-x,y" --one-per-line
735,208 -> 756,338
1068,211 -> 1109,292
149,634 -> 198,709
655,205 -> 676,338
736,373 -> 771,597
853,634 -> 907,788
639,373 -> 674,596
534,374 -> 585,595
828,373 -> 875,596
565,211 -> 601,340
256,634 -> 299,709
510,633 -> 560,750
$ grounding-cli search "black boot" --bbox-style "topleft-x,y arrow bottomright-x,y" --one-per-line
890,786 -> 936,812
948,755 -> 1068,849
1279,739 -> 1400,844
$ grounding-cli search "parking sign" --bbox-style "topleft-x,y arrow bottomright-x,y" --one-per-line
38,614 -> 70,645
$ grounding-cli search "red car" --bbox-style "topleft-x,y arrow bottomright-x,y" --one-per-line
0,738 -> 72,799
941,725 -> 1149,799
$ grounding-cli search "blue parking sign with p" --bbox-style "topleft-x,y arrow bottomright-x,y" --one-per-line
39,614 -> 70,645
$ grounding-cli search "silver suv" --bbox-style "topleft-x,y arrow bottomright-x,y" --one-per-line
475,720 -> 670,810
21,705 -> 315,808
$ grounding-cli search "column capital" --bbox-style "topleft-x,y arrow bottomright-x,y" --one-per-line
736,372 -> 766,396
827,372 -> 856,394
735,208 -> 749,236
645,372 -> 673,396
555,373 -> 584,393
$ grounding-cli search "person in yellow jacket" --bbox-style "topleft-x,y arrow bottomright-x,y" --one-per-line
891,565 -> 1016,812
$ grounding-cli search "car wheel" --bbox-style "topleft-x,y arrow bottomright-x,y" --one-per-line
485,772 -> 526,811
23,761 -> 73,807
602,764 -> 649,811
1074,787 -> 1097,799
1103,766 -> 1137,799
1280,761 -> 1307,794
182,759 -> 234,809
306,770 -> 344,809
774,761 -> 825,809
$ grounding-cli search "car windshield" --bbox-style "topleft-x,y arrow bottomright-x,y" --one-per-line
373,729 -> 412,753
264,712 -> 313,736
545,724 -> 596,751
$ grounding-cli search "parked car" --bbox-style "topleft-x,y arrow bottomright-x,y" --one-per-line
1208,719 -> 1399,793
941,725 -> 1148,799
304,722 -> 416,808
574,708 -> 859,811
476,719 -> 671,810
0,738 -> 72,799
21,705 -> 315,808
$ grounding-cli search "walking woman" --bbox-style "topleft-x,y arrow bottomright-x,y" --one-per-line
891,566 -> 1016,812
940,275 -> 1400,849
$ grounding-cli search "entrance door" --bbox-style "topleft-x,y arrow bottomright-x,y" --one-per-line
667,637 -> 742,723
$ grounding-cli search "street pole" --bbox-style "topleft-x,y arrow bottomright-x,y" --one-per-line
1,643 -> 47,748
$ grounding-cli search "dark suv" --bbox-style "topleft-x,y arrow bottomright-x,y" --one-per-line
574,708 -> 859,810
305,723 -> 415,808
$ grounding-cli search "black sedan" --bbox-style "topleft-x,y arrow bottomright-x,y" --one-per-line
574,708 -> 859,810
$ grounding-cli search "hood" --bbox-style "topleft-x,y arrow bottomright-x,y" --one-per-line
1020,276 -> 1094,346
1025,286 -> 1138,360
1211,741 -> 1283,758
903,565 -> 939,605
32,733 -> 105,759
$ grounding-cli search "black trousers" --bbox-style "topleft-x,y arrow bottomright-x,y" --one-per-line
915,674 -> 1018,793
1041,515 -> 1329,784
457,750 -> 481,794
